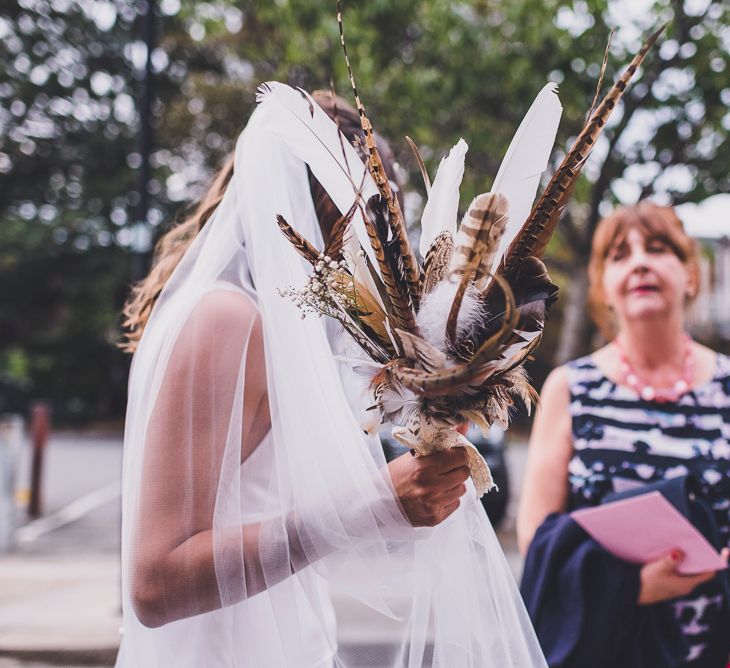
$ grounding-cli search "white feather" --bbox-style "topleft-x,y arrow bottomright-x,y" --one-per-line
380,383 -> 420,426
255,82 -> 381,274
489,83 -> 562,274
416,279 -> 484,352
418,138 -> 468,258
332,355 -> 382,375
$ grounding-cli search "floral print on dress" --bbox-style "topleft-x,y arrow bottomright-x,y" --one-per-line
567,354 -> 730,666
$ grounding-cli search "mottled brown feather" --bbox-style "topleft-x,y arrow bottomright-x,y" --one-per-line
395,328 -> 446,372
421,231 -> 454,295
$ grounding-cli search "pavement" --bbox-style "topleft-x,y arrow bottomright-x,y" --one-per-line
0,430 -> 528,668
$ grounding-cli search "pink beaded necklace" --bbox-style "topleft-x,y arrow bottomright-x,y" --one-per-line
614,334 -> 694,403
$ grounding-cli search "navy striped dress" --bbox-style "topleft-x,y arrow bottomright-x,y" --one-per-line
568,353 -> 730,667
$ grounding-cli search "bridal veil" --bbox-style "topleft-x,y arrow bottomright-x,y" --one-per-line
116,83 -> 547,668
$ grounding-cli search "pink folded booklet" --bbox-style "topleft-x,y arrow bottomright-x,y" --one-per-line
571,491 -> 727,575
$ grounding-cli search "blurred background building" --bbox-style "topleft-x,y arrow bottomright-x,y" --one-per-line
689,236 -> 730,340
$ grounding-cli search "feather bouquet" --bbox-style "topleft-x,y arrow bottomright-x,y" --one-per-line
274,16 -> 665,497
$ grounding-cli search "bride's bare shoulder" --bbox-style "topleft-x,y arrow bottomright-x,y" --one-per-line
163,286 -> 262,385
193,286 -> 260,333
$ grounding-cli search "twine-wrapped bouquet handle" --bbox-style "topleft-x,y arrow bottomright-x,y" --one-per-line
391,416 -> 495,498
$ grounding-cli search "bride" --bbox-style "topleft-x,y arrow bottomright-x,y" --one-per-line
115,85 -> 545,667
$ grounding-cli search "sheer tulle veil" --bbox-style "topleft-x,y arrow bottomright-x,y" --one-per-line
115,83 -> 547,667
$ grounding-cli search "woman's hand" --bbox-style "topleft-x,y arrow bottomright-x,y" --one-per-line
387,448 -> 470,527
638,547 -> 730,605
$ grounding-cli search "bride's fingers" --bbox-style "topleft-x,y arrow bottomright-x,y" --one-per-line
439,466 -> 470,488
441,499 -> 461,521
442,482 -> 468,502
428,447 -> 469,474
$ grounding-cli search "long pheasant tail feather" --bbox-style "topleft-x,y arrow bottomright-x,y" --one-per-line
501,23 -> 667,278
586,29 -> 614,122
337,0 -> 422,309
328,78 -> 355,181
360,201 -> 418,333
276,214 -> 320,265
366,194 -> 411,297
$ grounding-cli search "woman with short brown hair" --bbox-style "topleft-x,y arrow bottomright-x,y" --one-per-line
518,201 -> 730,667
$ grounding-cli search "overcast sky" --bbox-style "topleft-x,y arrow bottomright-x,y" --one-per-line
676,194 -> 730,239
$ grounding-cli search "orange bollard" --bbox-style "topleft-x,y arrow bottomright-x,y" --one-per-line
28,402 -> 50,518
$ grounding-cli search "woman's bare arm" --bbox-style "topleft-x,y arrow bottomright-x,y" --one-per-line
129,289 -> 472,627
132,289 -> 270,627
516,365 -> 574,555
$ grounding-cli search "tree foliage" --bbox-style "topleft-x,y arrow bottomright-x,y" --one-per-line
0,0 -> 139,421
1,0 -> 727,421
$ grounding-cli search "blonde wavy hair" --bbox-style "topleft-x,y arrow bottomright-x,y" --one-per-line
120,91 -> 398,352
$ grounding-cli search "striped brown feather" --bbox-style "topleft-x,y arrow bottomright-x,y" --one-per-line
499,23 -> 666,280
360,204 -> 418,333
324,199 -> 359,260
276,214 -> 319,265
337,0 -> 422,309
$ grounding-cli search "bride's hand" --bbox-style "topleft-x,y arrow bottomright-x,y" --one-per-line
387,448 -> 470,527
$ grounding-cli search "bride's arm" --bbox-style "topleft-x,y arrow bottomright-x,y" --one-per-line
131,289 -> 272,627
131,290 -> 470,628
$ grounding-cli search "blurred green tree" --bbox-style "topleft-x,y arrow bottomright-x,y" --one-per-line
0,0 -> 141,421
153,0 -> 730,377
1,0 -> 727,422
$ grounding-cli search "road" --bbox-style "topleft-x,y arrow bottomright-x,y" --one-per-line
13,434 -> 122,556
0,431 -> 529,667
